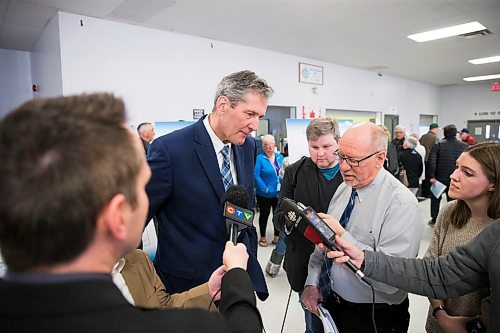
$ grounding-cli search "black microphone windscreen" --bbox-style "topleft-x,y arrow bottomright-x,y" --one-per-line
280,198 -> 308,234
221,185 -> 250,209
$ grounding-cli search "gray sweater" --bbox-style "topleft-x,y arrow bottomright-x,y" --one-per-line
364,218 -> 500,331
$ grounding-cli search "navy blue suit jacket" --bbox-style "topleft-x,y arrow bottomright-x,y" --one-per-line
146,116 -> 268,300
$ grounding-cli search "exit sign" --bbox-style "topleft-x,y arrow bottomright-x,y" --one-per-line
492,82 -> 500,91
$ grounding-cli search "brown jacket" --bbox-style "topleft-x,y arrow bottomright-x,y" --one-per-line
122,250 -> 214,310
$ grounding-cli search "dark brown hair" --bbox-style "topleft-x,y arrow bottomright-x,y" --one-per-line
0,93 -> 142,271
449,141 -> 500,228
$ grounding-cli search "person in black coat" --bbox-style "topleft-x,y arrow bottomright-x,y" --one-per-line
398,136 -> 423,196
427,124 -> 468,225
273,117 -> 343,333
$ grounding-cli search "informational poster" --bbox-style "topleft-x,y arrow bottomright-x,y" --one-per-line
286,118 -> 312,164
337,119 -> 353,136
154,121 -> 195,138
142,220 -> 158,261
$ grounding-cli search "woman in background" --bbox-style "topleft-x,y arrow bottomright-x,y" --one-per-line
424,142 -> 499,333
398,136 -> 424,196
254,134 -> 284,247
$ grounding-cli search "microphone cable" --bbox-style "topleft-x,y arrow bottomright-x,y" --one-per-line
369,282 -> 377,333
280,287 -> 293,333
208,288 -> 221,311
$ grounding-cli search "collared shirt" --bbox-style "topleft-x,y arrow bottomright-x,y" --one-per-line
306,168 -> 423,304
203,115 -> 238,184
111,258 -> 135,305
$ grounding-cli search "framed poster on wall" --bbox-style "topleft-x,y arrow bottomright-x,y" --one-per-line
299,62 -> 323,85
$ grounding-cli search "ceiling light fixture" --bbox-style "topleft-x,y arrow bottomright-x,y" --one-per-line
468,55 -> 500,65
408,21 -> 487,42
463,74 -> 500,82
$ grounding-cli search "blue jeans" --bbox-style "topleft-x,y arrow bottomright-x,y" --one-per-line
275,230 -> 286,255
298,290 -> 324,333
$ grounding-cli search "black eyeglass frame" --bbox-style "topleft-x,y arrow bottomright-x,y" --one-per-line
333,150 -> 382,167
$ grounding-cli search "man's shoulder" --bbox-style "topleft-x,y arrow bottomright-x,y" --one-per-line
124,249 -> 149,265
156,121 -> 200,143
378,170 -> 418,204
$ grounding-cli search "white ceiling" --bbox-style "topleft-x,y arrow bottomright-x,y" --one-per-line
1,0 -> 500,86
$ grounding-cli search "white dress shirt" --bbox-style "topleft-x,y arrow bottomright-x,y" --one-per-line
203,115 -> 238,184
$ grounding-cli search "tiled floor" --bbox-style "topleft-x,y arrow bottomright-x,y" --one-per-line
256,198 -> 436,333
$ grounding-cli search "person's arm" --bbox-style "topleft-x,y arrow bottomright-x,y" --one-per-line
145,139 -> 173,221
218,242 -> 262,333
357,217 -> 495,300
327,225 -> 493,300
253,155 -> 267,194
273,164 -> 295,232
301,246 -> 325,316
428,143 -> 438,182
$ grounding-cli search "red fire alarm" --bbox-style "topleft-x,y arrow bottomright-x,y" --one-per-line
32,84 -> 39,92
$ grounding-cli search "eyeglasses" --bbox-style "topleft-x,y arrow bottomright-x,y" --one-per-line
333,150 -> 382,167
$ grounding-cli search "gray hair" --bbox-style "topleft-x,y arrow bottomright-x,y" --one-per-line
261,134 -> 275,145
306,117 -> 340,141
394,124 -> 405,132
137,122 -> 153,135
213,70 -> 274,108
371,125 -> 389,152
405,136 -> 418,149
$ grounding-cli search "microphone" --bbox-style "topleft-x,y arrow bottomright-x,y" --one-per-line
221,185 -> 255,244
280,198 -> 366,280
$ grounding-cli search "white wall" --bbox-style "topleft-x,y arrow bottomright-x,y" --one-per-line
30,13 -> 63,99
0,49 -> 32,117
57,12 -> 441,130
440,83 -> 500,129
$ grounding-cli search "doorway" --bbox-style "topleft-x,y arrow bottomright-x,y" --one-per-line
419,114 -> 438,137
384,115 -> 399,140
262,105 -> 294,153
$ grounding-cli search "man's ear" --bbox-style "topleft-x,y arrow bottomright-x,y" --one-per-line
375,151 -> 387,168
99,193 -> 128,241
215,96 -> 230,114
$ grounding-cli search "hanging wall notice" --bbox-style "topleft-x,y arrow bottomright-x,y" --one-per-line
193,109 -> 205,119
299,62 -> 323,85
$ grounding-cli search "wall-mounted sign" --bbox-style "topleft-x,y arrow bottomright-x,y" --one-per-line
299,62 -> 323,85
193,109 -> 205,119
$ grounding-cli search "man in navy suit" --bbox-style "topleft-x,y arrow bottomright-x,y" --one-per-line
146,70 -> 274,300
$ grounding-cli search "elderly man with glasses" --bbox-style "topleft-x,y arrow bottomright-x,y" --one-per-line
301,122 -> 423,333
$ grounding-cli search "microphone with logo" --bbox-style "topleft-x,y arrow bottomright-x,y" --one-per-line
280,198 -> 368,282
221,185 -> 255,244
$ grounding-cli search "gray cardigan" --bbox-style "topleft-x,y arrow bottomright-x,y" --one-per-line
364,218 -> 500,331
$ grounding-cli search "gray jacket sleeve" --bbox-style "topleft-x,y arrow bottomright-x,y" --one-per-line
363,219 -> 499,300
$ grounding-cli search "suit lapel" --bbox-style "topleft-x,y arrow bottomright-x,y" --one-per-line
194,118 -> 225,201
232,144 -> 245,186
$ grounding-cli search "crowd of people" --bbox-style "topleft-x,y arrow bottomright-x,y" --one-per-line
0,69 -> 496,333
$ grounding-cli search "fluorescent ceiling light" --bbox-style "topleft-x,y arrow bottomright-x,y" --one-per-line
408,21 -> 486,42
463,74 -> 500,82
468,55 -> 500,65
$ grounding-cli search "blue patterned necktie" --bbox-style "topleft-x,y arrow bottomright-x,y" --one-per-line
220,146 -> 233,191
318,188 -> 358,298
